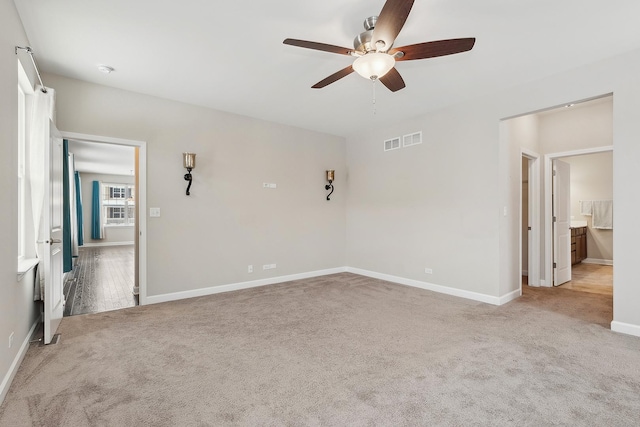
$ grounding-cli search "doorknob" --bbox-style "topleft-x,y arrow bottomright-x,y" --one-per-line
37,238 -> 62,245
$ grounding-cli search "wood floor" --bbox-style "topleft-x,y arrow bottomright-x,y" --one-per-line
63,245 -> 137,316
523,262 -> 613,296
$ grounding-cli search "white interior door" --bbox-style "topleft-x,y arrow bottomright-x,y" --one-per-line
527,159 -> 533,286
553,159 -> 571,286
43,121 -> 64,344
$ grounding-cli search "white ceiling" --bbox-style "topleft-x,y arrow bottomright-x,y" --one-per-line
13,0 -> 640,138
68,139 -> 135,176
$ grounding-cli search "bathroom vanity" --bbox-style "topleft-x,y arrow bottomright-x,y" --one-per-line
571,226 -> 587,265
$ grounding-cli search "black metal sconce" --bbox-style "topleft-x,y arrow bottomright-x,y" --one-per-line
183,152 -> 196,195
325,170 -> 335,201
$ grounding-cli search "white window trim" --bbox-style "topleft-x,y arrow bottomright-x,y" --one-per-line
17,60 -> 35,274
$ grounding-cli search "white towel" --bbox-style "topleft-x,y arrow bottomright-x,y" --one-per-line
592,200 -> 613,229
580,200 -> 593,216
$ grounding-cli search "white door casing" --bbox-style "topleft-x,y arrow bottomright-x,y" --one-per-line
553,159 -> 571,286
522,149 -> 540,287
43,121 -> 64,344
60,131 -> 147,305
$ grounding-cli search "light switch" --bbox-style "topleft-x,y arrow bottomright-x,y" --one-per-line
149,207 -> 161,217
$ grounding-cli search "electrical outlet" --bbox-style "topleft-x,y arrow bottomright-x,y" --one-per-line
263,183 -> 277,189
425,268 -> 433,274
9,332 -> 14,349
248,265 -> 253,273
263,264 -> 277,270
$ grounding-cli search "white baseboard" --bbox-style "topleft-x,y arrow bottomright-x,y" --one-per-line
82,241 -> 134,247
611,321 -> 640,338
582,258 -> 613,266
146,266 -> 522,307
0,318 -> 39,406
145,267 -> 348,305
499,289 -> 521,305
345,267 -> 510,306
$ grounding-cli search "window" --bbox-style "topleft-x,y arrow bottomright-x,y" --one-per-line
102,183 -> 135,225
18,83 -> 25,259
17,64 -> 29,261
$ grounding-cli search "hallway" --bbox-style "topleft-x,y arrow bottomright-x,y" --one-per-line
558,263 -> 613,296
523,263 -> 613,296
63,245 -> 137,316
521,263 -> 613,326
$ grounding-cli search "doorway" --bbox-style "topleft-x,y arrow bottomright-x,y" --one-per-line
61,132 -> 147,314
521,151 -> 540,288
545,149 -> 614,294
510,96 -> 615,330
512,95 -> 613,297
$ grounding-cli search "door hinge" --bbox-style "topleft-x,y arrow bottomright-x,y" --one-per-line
553,216 -> 557,222
528,226 -> 532,230
553,262 -> 557,268
553,170 -> 557,176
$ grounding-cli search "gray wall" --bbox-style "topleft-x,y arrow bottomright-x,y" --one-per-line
346,49 -> 640,331
346,105 -> 501,296
0,0 -> 40,403
563,153 -> 614,262
79,172 -> 136,245
4,0 -> 640,405
45,73 -> 347,297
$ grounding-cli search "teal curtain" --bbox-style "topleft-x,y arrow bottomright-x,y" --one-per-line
75,171 -> 84,246
91,181 -> 102,239
62,140 -> 72,273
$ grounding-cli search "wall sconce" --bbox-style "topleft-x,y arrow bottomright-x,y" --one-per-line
183,152 -> 196,195
325,170 -> 335,201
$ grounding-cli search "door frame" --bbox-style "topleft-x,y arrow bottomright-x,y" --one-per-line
543,145 -> 613,287
60,131 -> 148,305
521,149 -> 541,288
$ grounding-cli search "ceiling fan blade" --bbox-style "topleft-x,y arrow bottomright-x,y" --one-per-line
283,38 -> 352,56
312,65 -> 354,89
379,67 -> 406,92
371,0 -> 415,52
390,38 -> 476,61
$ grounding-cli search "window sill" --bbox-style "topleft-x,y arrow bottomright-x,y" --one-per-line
17,257 -> 39,280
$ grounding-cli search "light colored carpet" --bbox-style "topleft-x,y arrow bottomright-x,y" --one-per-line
1,273 -> 639,426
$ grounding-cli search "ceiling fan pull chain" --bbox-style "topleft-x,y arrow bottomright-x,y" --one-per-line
372,79 -> 377,115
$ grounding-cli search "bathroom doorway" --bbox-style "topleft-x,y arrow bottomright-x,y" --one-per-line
545,149 -> 613,295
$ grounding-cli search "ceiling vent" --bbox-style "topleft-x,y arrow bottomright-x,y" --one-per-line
384,137 -> 401,152
403,131 -> 422,147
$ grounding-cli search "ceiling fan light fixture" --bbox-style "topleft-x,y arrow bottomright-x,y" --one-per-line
352,52 -> 395,80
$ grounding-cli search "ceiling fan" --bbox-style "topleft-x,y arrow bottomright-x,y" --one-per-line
283,0 -> 475,92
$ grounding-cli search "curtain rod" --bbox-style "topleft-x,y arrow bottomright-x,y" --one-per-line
15,46 -> 47,93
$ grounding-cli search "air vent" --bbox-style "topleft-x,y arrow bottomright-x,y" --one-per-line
384,137 -> 401,152
403,131 -> 422,147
